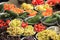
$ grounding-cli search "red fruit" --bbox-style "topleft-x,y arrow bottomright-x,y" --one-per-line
34,26 -> 38,32
5,25 -> 8,27
22,22 -> 28,28
0,20 -> 3,23
36,0 -> 44,5
46,0 -> 57,6
3,23 -> 7,26
0,26 -> 1,28
2,21 -> 5,24
34,23 -> 46,32
32,0 -> 35,4
34,26 -> 41,32
1,24 -> 3,27
32,0 -> 44,5
0,24 -> 3,27
34,24 -> 38,27
42,26 -> 45,28
58,0 -> 60,3
6,20 -> 10,24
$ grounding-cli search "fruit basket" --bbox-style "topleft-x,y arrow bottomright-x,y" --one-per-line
0,0 -> 60,40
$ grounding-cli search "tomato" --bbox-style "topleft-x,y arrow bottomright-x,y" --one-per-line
34,26 -> 41,32
0,20 -> 3,23
34,24 -> 38,27
34,26 -> 43,32
22,22 -> 28,28
36,0 -> 44,5
34,23 -> 46,32
0,24 -> 2,28
32,0 -> 44,5
6,20 -> 10,24
0,23 -> 4,28
47,1 -> 55,6
32,0 -> 36,5
46,0 -> 57,6
0,19 -> 10,28
3,23 -> 7,26
58,0 -> 60,3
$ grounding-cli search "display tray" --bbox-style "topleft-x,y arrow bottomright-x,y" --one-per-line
0,2 -> 60,40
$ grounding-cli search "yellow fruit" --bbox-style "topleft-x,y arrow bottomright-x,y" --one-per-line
35,4 -> 51,11
23,25 -> 36,36
36,30 -> 59,40
9,19 -> 22,27
21,3 -> 33,10
7,27 -> 24,36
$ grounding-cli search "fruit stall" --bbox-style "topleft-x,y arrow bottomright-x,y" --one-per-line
0,0 -> 60,40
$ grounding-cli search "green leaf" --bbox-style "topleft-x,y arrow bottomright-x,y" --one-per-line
25,15 -> 42,24
19,12 -> 28,19
5,10 -> 18,18
44,16 -> 57,23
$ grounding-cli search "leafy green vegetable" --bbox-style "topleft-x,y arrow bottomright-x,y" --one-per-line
55,13 -> 60,18
19,12 -> 28,19
44,16 -> 57,23
44,17 -> 57,23
55,13 -> 60,24
5,10 -> 18,18
25,15 -> 42,24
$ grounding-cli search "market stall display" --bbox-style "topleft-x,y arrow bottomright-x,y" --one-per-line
36,30 -> 60,40
0,0 -> 60,40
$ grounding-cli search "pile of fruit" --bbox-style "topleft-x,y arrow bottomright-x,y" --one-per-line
0,0 -> 60,40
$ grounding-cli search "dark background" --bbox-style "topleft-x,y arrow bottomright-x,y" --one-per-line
0,0 -> 9,2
